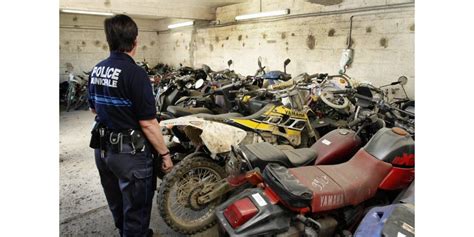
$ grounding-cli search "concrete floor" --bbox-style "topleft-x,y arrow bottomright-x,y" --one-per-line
59,109 -> 218,236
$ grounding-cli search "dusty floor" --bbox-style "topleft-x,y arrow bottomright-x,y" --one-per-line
60,109 -> 218,236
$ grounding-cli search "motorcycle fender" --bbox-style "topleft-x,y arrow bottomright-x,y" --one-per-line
215,188 -> 291,237
160,116 -> 247,154
200,120 -> 247,154
160,116 -> 206,128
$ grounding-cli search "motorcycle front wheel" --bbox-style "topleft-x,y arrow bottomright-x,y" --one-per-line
65,86 -> 75,112
157,154 -> 226,235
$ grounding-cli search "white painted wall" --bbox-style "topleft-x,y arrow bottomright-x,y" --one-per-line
155,0 -> 415,98
59,0 -> 415,98
59,13 -> 161,82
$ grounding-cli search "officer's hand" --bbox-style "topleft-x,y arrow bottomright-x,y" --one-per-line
161,154 -> 174,173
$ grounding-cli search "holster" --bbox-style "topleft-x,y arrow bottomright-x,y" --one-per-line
89,122 -> 105,149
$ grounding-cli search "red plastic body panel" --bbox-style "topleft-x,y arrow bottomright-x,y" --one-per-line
379,167 -> 415,190
312,129 -> 362,165
264,186 -> 311,214
263,186 -> 281,205
289,149 -> 392,212
223,197 -> 258,229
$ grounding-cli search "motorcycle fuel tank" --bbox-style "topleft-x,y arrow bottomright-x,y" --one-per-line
312,128 -> 362,165
364,127 -> 415,190
364,127 -> 414,167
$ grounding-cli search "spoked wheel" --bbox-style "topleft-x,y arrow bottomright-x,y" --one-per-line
73,91 -> 89,110
157,155 -> 226,235
65,86 -> 76,112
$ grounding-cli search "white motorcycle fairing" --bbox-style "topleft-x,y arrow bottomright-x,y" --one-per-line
160,116 -> 247,154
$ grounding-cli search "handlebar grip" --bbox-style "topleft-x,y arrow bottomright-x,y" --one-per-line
332,89 -> 350,95
269,80 -> 294,90
308,73 -> 327,79
203,81 -> 241,96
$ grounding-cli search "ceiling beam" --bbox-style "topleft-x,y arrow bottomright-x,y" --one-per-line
60,0 -> 216,20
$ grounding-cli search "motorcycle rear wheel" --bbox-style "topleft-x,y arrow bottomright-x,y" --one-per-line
157,154 -> 226,235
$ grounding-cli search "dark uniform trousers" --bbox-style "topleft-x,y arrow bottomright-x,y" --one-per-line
94,143 -> 154,237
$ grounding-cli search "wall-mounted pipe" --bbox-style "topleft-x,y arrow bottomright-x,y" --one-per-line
59,25 -> 159,33
157,1 -> 414,33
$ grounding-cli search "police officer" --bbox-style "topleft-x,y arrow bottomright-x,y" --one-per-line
88,14 -> 173,237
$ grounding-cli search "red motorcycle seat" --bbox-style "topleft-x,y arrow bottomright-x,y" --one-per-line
289,149 -> 393,212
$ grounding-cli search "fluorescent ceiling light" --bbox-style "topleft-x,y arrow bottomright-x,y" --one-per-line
61,9 -> 114,16
235,9 -> 289,21
168,21 -> 194,29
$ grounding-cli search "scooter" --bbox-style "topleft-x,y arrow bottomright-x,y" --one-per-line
215,125 -> 414,237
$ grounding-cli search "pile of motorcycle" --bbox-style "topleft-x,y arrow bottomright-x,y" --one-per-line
60,71 -> 90,112
150,58 -> 415,237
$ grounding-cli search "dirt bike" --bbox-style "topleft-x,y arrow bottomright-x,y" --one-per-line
215,124 -> 414,237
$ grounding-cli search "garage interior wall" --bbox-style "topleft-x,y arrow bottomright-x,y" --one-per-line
59,14 -> 162,82
155,0 -> 415,98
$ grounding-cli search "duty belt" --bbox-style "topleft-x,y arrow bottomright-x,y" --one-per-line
99,128 -> 146,155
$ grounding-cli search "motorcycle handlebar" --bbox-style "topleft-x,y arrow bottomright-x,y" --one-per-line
331,89 -> 357,95
354,93 -> 376,102
308,73 -> 327,79
203,81 -> 242,96
348,117 -> 364,127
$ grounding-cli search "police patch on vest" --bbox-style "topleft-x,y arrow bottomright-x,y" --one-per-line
90,66 -> 122,88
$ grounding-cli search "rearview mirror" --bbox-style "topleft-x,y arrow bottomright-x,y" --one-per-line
398,76 -> 408,86
258,57 -> 263,69
283,58 -> 291,74
227,59 -> 233,67
202,64 -> 211,74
